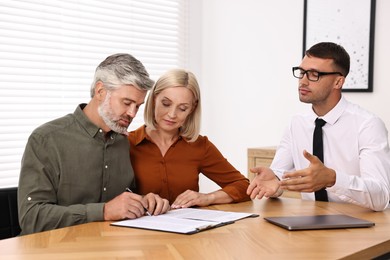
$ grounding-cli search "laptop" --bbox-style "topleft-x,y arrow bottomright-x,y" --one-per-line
264,214 -> 375,231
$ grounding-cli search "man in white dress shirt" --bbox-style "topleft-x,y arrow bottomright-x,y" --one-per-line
247,42 -> 390,211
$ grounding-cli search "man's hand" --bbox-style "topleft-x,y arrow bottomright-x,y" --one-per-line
246,167 -> 281,200
280,150 -> 336,192
103,192 -> 147,220
103,192 -> 170,220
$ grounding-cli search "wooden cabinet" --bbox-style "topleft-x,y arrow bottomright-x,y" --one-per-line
247,147 -> 300,199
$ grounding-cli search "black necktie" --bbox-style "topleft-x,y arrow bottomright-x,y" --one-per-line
313,118 -> 328,201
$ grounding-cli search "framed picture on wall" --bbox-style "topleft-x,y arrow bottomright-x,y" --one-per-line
303,0 -> 376,92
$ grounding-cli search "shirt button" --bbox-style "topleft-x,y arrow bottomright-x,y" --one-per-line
103,187 -> 107,191
28,197 -> 31,201
105,165 -> 108,169
99,129 -> 103,133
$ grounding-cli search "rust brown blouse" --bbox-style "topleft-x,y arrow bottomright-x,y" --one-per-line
128,126 -> 250,204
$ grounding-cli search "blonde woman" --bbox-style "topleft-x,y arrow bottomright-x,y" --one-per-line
128,69 -> 250,208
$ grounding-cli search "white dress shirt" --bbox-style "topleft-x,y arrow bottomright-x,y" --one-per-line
271,97 -> 390,211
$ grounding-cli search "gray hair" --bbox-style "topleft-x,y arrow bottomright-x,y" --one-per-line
90,53 -> 154,97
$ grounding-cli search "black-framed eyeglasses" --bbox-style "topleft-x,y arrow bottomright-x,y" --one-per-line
292,67 -> 344,82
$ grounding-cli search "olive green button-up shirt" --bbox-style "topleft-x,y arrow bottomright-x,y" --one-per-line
18,104 -> 135,235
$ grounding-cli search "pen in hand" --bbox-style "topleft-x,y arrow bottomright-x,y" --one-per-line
126,188 -> 152,216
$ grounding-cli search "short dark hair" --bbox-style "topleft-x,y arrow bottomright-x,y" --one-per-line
306,42 -> 350,77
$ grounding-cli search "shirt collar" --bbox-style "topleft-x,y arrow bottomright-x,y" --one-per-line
74,104 -> 102,138
310,96 -> 348,126
133,125 -> 148,145
132,125 -> 184,146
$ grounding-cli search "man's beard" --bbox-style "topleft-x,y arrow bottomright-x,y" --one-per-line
98,92 -> 131,135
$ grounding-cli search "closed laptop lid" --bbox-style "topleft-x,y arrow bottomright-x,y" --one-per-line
264,214 -> 375,231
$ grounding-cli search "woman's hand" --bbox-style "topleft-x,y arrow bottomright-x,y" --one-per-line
171,190 -> 233,208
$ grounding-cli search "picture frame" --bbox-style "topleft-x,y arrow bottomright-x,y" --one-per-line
303,0 -> 376,92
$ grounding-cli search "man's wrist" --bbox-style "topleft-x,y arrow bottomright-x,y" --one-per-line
326,169 -> 337,187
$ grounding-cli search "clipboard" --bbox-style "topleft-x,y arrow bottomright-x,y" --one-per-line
111,208 -> 259,234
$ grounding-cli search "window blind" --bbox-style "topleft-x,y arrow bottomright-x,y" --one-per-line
0,0 -> 189,188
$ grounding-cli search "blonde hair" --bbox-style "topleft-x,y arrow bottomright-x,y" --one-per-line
144,69 -> 201,142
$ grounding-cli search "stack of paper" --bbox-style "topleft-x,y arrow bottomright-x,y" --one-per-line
111,208 -> 259,234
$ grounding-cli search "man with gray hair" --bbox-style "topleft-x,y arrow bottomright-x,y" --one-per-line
18,53 -> 170,235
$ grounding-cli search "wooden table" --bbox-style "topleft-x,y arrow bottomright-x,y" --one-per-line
1,198 -> 390,259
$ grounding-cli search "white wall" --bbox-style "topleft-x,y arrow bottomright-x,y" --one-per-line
190,0 -> 390,192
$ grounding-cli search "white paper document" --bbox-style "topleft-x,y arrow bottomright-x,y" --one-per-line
111,208 -> 259,234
